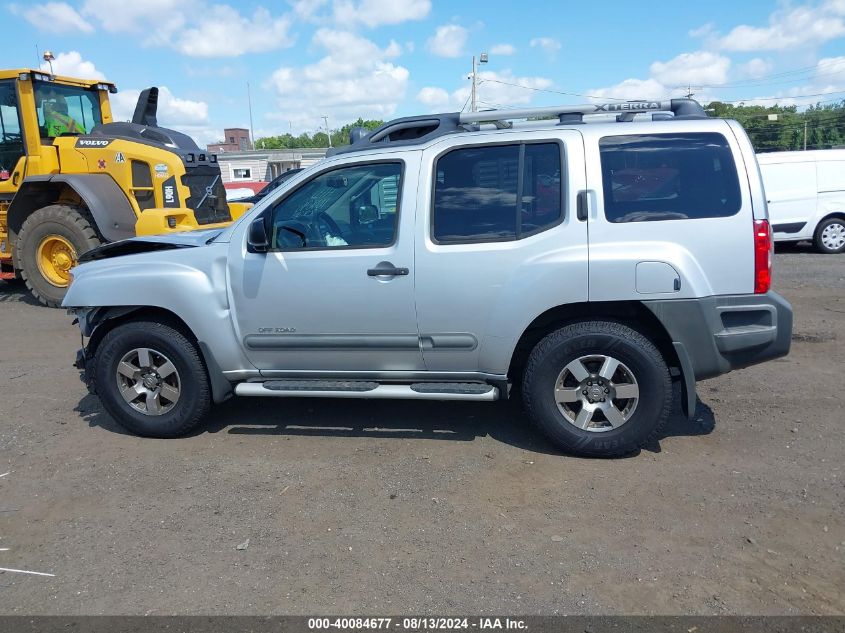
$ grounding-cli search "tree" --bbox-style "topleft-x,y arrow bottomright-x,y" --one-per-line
706,100 -> 845,152
255,118 -> 384,150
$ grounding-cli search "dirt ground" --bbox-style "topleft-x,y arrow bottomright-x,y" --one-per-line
0,245 -> 843,615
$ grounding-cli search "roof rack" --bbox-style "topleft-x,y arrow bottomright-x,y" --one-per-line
328,98 -> 707,156
458,98 -> 707,125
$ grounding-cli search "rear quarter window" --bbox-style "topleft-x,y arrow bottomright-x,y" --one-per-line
599,133 -> 742,223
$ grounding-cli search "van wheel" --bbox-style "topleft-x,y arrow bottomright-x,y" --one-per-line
93,321 -> 211,438
17,205 -> 101,307
814,217 -> 845,254
522,321 -> 672,457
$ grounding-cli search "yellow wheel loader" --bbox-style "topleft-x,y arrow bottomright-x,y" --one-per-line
0,69 -> 250,306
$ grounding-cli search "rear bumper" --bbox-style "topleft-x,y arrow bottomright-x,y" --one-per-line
644,291 -> 793,380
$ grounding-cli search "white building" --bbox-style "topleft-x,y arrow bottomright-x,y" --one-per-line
213,149 -> 328,184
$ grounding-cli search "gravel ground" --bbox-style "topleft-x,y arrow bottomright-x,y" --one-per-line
0,245 -> 843,615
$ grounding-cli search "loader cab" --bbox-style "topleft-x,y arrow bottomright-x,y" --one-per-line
0,69 -> 115,198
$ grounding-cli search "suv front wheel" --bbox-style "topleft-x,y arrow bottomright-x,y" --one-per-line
522,321 -> 672,457
93,320 -> 211,438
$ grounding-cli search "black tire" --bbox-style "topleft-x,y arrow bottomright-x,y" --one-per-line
522,321 -> 672,457
813,217 -> 845,254
92,320 -> 211,438
17,204 -> 102,307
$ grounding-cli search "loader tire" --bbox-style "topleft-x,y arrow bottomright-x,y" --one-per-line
17,205 -> 102,308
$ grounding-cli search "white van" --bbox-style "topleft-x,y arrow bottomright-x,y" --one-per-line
757,149 -> 845,253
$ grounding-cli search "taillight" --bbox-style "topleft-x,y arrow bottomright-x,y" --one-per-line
754,219 -> 772,294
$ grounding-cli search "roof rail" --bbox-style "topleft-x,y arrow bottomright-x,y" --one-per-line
458,98 -> 707,125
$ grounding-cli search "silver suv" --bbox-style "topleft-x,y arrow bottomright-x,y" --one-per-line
64,99 -> 793,457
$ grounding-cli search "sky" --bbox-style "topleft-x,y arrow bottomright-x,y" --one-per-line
3,0 -> 845,147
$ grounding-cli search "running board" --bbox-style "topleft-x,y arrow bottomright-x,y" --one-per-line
234,380 -> 499,401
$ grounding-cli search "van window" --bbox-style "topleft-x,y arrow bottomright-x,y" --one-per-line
599,133 -> 742,223
433,142 -> 563,242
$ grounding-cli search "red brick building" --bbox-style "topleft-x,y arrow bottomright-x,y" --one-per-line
208,128 -> 252,153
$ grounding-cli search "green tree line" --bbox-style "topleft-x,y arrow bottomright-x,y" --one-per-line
254,102 -> 845,154
255,118 -> 384,150
707,100 -> 845,152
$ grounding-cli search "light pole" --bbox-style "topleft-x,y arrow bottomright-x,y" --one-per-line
42,50 -> 55,75
469,52 -> 488,112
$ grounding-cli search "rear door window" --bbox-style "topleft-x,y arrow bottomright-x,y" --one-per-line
599,133 -> 741,222
432,142 -> 563,242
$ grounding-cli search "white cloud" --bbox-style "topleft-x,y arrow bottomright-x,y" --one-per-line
175,6 -> 294,57
587,78 -> 669,102
333,0 -> 430,27
80,0 -> 293,57
40,51 -> 104,80
530,37 -> 561,57
689,22 -> 714,39
426,24 -> 468,58
11,2 -> 94,34
649,51 -> 731,86
290,0 -> 329,20
490,43 -> 515,55
417,86 -> 450,110
266,29 -> 410,130
110,86 -> 219,145
110,86 -> 210,126
738,55 -> 845,106
739,58 -> 773,79
82,0 -> 191,35
588,49 -> 735,102
717,0 -> 845,51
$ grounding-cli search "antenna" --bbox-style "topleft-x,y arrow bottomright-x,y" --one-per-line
247,81 -> 255,150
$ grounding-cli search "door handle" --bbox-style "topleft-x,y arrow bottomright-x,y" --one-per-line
367,263 -> 409,277
12,172 -> 19,187
576,190 -> 588,221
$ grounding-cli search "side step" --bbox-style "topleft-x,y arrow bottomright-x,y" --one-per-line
235,380 -> 499,401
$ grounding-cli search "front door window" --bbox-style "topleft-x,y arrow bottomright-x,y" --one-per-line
268,162 -> 401,250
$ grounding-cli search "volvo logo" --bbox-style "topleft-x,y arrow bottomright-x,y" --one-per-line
205,185 -> 215,197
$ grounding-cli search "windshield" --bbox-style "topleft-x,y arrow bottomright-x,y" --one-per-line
33,80 -> 102,138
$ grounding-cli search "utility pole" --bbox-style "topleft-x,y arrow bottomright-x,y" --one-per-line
322,115 -> 332,148
246,81 -> 255,150
468,52 -> 489,112
470,55 -> 477,112
803,120 -> 808,151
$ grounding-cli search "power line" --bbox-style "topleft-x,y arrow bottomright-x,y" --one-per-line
686,60 -> 845,90
479,78 -> 631,101
718,89 -> 845,103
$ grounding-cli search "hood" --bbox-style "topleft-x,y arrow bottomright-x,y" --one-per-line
78,229 -> 223,263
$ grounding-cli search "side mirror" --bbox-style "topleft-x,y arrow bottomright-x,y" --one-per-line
247,217 -> 270,252
326,175 -> 348,189
357,204 -> 379,224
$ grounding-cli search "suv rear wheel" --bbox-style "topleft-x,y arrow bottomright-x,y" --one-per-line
93,320 -> 211,438
814,217 -> 845,254
522,321 -> 672,457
